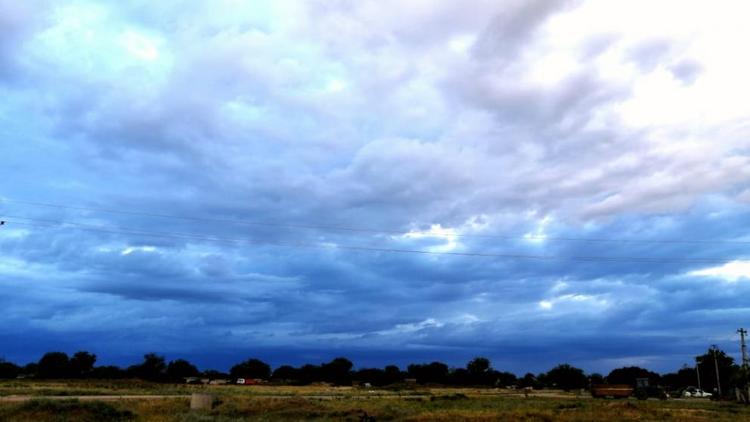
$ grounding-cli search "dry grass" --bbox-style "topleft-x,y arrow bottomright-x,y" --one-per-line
0,399 -> 136,421
0,379 -> 195,397
1,383 -> 749,421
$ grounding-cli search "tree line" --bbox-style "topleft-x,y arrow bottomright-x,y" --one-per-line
0,346 -> 746,396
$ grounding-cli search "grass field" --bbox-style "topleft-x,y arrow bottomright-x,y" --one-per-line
1,381 -> 748,421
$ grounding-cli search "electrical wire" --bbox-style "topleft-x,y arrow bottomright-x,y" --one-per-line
2,198 -> 749,245
3,216 -> 748,265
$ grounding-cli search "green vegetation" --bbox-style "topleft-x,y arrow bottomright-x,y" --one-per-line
0,399 -> 134,422
0,379 -> 195,397
1,390 -> 749,421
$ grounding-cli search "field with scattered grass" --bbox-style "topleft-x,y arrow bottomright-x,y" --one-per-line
1,381 -> 748,421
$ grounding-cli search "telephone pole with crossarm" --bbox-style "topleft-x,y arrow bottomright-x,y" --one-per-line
739,328 -> 749,369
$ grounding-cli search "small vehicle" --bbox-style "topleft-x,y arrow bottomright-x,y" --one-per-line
634,378 -> 669,400
682,387 -> 712,398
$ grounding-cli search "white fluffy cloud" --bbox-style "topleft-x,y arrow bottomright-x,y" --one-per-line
689,261 -> 750,282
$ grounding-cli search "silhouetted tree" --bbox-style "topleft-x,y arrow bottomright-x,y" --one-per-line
90,365 -> 126,379
166,359 -> 199,380
607,366 -> 660,386
69,351 -> 96,378
21,363 -> 38,378
230,358 -> 271,380
0,359 -> 20,379
434,364 -> 516,387
695,346 -> 737,397
321,357 -> 353,385
589,373 -> 604,386
408,361 -> 449,384
466,357 -> 494,385
272,365 -> 299,382
202,369 -> 229,380
543,364 -> 588,391
299,364 -> 322,384
536,371 -> 549,388
495,370 -> 518,387
355,368 -> 388,386
467,357 -> 491,375
37,352 -> 70,379
519,372 -> 539,388
447,368 -> 471,385
128,353 -> 167,381
661,365 -> 696,390
384,365 -> 403,385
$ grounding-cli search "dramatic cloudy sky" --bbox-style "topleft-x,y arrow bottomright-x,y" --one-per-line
2,0 -> 750,374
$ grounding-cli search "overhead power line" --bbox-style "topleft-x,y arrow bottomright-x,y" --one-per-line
2,217 -> 748,265
2,198 -> 749,245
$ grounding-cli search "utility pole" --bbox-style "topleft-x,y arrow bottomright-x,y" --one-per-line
739,328 -> 749,369
695,359 -> 702,391
711,345 -> 722,397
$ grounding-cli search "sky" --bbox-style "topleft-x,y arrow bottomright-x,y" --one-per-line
1,0 -> 750,375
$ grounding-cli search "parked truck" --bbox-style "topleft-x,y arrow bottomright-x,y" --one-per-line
633,378 -> 669,400
591,384 -> 633,398
591,378 -> 668,400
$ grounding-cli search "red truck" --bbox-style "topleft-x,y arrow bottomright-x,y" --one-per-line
592,379 -> 668,400
591,384 -> 633,398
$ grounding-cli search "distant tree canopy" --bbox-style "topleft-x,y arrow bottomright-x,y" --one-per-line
351,365 -> 404,386
606,366 -> 661,386
321,357 -> 353,385
518,373 -> 539,388
543,364 -> 588,391
589,373 -> 605,386
467,357 -> 491,375
230,358 -> 271,380
438,357 -> 517,386
128,353 -> 167,381
166,359 -> 200,380
22,363 -> 38,378
0,360 -> 20,379
5,345 -> 746,394
495,371 -> 518,387
408,361 -> 449,384
298,364 -> 322,384
662,365 -> 698,390
37,352 -> 70,379
384,365 -> 402,380
203,369 -> 229,380
695,346 -> 737,396
272,365 -> 298,381
69,351 -> 97,377
90,365 -> 126,379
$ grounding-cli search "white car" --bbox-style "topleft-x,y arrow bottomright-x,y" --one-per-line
682,387 -> 712,398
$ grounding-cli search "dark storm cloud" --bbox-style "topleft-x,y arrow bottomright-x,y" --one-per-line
1,0 -> 750,374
